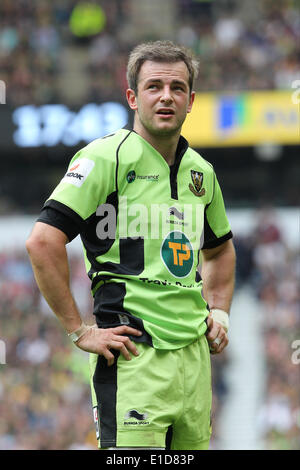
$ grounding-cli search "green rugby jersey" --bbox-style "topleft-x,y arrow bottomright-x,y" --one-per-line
43,128 -> 232,349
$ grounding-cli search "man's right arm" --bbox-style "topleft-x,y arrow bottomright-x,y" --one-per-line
26,222 -> 142,366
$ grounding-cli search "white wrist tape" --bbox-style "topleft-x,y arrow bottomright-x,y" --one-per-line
68,322 -> 95,343
210,308 -> 229,332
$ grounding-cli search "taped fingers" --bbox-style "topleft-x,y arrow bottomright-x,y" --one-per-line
213,337 -> 221,346
209,334 -> 229,354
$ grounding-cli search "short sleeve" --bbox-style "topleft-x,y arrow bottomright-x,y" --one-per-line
202,173 -> 233,249
43,143 -> 116,223
37,206 -> 81,242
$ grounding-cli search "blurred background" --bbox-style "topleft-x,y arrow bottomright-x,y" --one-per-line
0,0 -> 299,450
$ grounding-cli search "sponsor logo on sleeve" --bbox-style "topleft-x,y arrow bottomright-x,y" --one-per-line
62,158 -> 95,187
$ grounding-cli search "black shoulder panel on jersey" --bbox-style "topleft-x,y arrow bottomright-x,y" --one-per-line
37,204 -> 83,242
81,191 -> 119,279
43,199 -> 86,229
202,230 -> 233,250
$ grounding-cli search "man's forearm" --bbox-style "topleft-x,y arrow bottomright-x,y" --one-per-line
26,223 -> 143,364
26,226 -> 82,333
201,240 -> 236,313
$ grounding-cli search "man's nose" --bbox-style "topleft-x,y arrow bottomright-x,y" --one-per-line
160,87 -> 173,103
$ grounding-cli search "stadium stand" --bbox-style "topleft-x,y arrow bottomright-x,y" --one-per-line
1,0 -> 299,106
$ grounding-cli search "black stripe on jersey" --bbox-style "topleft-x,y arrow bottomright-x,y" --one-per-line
195,248 -> 202,282
82,191 -> 119,279
115,130 -> 133,193
43,199 -> 85,232
169,136 -> 189,200
90,237 -> 145,284
93,282 -> 153,346
93,352 -> 119,448
202,229 -> 233,249
37,205 -> 81,242
165,425 -> 173,450
201,171 -> 233,249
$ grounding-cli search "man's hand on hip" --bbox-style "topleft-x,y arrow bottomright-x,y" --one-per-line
76,325 -> 142,366
205,314 -> 229,355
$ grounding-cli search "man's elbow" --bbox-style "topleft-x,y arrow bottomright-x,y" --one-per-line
26,232 -> 46,259
26,223 -> 68,261
26,223 -> 52,257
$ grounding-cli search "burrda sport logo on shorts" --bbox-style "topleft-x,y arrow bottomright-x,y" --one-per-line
124,409 -> 150,426
161,231 -> 194,278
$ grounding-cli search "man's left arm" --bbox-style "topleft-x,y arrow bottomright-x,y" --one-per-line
201,239 -> 236,354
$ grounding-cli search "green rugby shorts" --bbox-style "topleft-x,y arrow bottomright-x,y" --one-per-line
89,334 -> 212,450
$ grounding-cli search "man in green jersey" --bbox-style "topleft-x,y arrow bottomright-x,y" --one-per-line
26,41 -> 236,450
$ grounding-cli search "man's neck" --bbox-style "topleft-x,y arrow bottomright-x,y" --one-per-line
133,122 -> 180,166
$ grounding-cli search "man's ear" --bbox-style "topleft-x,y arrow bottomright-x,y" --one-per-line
187,91 -> 195,113
126,88 -> 138,111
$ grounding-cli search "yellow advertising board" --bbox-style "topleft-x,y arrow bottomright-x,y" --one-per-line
182,91 -> 300,147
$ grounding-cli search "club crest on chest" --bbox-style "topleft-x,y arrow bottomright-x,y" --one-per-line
189,170 -> 206,197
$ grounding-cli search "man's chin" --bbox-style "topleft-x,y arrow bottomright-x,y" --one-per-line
150,123 -> 181,137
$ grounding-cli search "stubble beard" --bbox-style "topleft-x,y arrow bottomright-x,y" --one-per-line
137,112 -> 183,139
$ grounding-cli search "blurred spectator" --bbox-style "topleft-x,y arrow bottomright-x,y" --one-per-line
0,249 -> 96,450
1,0 -> 299,107
176,0 -> 300,91
235,209 -> 300,450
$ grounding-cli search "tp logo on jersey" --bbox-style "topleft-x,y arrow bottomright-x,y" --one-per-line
161,231 -> 194,278
62,158 -> 95,187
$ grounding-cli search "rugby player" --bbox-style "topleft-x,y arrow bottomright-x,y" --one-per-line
26,40 -> 236,450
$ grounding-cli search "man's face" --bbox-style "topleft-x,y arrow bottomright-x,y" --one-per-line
127,60 -> 195,138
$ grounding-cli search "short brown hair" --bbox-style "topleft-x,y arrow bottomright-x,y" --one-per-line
126,40 -> 199,94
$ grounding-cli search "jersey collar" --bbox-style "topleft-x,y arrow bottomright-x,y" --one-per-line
122,125 -> 189,167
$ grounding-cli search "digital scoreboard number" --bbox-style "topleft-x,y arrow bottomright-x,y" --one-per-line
12,102 -> 128,147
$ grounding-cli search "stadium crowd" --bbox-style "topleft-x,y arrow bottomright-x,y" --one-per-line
254,215 -> 299,450
0,250 -> 97,449
235,210 -> 300,450
0,210 -> 299,449
0,0 -> 299,106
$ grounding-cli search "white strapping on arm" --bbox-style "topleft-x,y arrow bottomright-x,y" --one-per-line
210,308 -> 229,332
